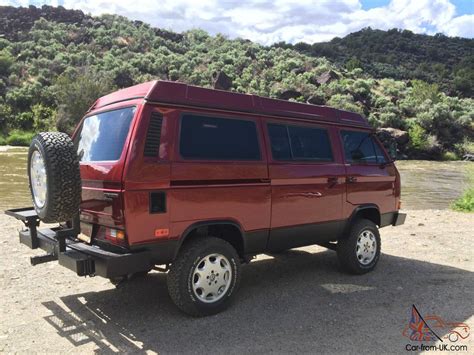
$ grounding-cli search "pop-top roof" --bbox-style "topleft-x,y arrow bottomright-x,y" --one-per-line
91,80 -> 369,127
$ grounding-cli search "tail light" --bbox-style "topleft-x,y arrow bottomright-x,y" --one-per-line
96,226 -> 127,247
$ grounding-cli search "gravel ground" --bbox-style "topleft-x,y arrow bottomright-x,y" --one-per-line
0,209 -> 473,354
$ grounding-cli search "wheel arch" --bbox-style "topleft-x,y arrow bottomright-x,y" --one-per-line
341,204 -> 381,239
174,220 -> 246,259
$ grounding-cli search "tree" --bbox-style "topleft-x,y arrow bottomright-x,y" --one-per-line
53,68 -> 115,133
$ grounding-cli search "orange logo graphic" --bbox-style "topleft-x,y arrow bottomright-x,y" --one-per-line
402,305 -> 470,343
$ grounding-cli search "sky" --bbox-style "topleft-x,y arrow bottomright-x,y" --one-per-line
1,0 -> 473,44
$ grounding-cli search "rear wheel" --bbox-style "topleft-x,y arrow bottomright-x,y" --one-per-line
337,219 -> 381,274
28,132 -> 81,223
167,237 -> 241,317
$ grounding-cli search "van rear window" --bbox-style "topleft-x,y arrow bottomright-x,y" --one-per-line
75,107 -> 135,162
179,115 -> 260,160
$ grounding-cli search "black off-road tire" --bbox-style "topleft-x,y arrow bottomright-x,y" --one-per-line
337,219 -> 381,275
167,237 -> 241,317
28,132 -> 81,223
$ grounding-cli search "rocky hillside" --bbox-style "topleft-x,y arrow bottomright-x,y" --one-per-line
278,27 -> 474,98
0,5 -> 473,159
0,5 -> 89,40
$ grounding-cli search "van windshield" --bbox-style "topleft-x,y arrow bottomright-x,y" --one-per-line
75,107 -> 135,162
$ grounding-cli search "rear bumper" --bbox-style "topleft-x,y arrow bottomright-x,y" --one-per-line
380,211 -> 407,227
6,207 -> 153,278
392,212 -> 407,226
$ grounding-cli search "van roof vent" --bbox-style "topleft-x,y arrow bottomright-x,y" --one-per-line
144,112 -> 163,157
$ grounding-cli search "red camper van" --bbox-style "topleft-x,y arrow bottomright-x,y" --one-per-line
6,80 -> 405,316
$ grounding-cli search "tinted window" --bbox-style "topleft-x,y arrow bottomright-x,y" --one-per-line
268,124 -> 291,160
268,123 -> 333,161
341,130 -> 387,164
180,115 -> 260,160
288,125 -> 333,161
76,107 -> 135,162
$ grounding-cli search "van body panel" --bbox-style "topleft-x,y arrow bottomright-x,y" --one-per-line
264,123 -> 346,248
120,104 -> 172,245
168,109 -> 271,238
343,164 -> 396,214
338,127 -> 398,216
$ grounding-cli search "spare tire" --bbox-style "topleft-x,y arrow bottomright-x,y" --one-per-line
28,132 -> 81,223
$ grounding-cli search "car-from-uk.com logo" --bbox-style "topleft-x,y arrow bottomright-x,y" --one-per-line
403,305 -> 470,352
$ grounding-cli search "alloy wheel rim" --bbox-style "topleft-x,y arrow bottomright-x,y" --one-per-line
356,230 -> 377,265
30,150 -> 47,208
192,253 -> 232,303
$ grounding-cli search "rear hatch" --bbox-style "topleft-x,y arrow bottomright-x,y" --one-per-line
73,106 -> 137,248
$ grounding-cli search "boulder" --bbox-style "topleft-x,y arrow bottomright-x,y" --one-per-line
244,48 -> 257,60
153,28 -> 183,42
463,154 -> 474,161
278,90 -> 302,101
309,76 -> 321,86
291,67 -> 306,75
212,71 -> 233,91
377,127 -> 409,146
316,70 -> 340,85
306,95 -> 325,105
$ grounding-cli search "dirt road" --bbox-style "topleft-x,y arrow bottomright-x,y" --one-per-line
0,210 -> 473,354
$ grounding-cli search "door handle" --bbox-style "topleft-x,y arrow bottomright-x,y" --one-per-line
346,176 -> 357,183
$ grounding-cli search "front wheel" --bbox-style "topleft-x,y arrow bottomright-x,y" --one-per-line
167,237 -> 241,317
337,219 -> 381,274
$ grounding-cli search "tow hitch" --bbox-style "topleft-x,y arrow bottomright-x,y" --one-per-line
5,207 -> 95,275
6,207 -> 79,263
5,207 -> 152,278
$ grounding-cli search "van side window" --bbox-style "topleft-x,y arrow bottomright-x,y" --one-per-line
341,130 -> 387,164
288,126 -> 333,161
268,123 -> 333,161
268,124 -> 292,160
180,115 -> 260,160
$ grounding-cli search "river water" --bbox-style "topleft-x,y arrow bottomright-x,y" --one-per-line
0,147 -> 471,211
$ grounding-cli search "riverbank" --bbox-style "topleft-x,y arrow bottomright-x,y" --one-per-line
0,132 -> 36,147
0,209 -> 472,353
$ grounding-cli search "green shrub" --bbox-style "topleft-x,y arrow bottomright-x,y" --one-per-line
345,56 -> 362,71
408,124 -> 429,150
32,104 -> 56,131
452,166 -> 474,212
410,80 -> 440,104
441,151 -> 458,161
0,51 -> 13,75
5,130 -> 35,146
454,139 -> 474,156
327,94 -> 364,115
452,189 -> 474,212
